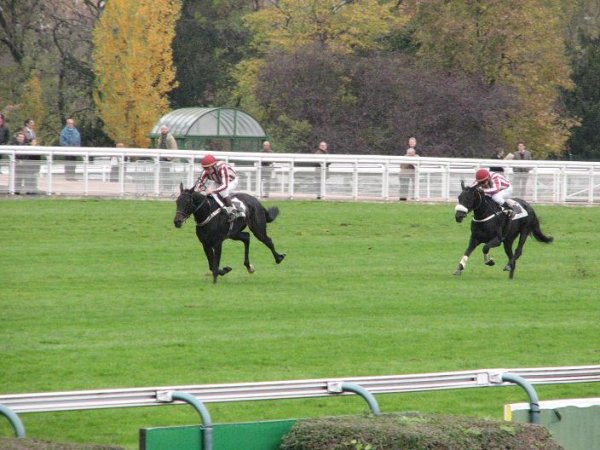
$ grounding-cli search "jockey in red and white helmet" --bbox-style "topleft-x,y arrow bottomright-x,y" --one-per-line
195,154 -> 245,221
472,168 -> 521,217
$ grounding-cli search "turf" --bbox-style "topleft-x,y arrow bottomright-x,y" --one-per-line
0,198 -> 598,449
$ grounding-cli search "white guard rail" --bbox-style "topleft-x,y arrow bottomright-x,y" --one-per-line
1,146 -> 600,203
1,365 -> 599,414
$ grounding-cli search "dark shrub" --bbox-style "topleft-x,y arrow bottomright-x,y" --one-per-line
280,413 -> 563,450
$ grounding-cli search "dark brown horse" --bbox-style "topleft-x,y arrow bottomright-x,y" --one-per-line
173,183 -> 285,283
454,181 -> 553,279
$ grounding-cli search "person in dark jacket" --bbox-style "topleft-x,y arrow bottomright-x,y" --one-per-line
0,114 -> 10,145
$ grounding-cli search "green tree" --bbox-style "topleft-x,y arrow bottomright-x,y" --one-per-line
93,0 -> 181,147
564,35 -> 600,160
409,0 -> 574,158
171,0 -> 256,108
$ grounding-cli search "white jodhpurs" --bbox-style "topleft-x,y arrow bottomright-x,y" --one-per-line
491,186 -> 513,206
205,178 -> 239,198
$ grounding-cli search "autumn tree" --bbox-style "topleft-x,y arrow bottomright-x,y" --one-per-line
233,0 -> 406,118
93,0 -> 181,147
256,46 -> 517,155
17,74 -> 47,143
408,0 -> 574,158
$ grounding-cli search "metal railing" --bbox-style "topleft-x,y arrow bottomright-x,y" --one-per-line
1,146 -> 599,203
1,365 -> 599,414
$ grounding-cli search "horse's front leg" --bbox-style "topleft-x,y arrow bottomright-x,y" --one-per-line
482,234 -> 503,267
454,236 -> 479,276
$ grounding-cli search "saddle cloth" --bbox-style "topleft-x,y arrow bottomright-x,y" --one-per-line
509,201 -> 528,221
231,196 -> 247,214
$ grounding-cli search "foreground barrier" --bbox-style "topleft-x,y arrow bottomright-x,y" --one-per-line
1,365 -> 599,446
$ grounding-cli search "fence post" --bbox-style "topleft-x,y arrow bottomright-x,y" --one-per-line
156,391 -> 212,450
500,373 -> 540,424
327,382 -> 381,415
0,404 -> 26,438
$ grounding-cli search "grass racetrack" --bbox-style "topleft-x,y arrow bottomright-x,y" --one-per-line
1,198 -> 599,449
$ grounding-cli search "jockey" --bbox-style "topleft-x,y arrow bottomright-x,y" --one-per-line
472,168 -> 522,217
195,154 -> 245,221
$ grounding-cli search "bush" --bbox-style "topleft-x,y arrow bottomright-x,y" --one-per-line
0,438 -> 124,450
280,413 -> 563,450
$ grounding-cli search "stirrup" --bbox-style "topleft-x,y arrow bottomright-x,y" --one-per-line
503,208 -> 515,219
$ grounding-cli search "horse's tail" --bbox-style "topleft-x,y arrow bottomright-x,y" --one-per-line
530,211 -> 554,243
265,206 -> 280,223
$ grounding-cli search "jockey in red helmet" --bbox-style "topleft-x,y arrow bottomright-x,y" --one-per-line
195,154 -> 245,221
472,168 -> 521,217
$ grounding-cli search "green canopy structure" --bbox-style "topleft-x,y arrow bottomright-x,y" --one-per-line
150,107 -> 268,151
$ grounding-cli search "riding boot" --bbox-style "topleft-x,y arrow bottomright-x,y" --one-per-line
501,201 -> 515,219
221,196 -> 244,222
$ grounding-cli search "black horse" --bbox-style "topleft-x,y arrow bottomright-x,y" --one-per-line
453,181 -> 553,279
173,183 -> 285,283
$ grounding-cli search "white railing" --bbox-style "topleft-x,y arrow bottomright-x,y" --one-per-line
1,146 -> 599,204
1,365 -> 599,414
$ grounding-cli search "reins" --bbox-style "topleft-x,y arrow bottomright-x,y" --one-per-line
470,189 -> 503,223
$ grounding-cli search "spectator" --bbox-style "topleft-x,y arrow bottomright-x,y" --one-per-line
513,141 -> 532,196
110,143 -> 126,182
0,113 -> 10,145
23,119 -> 37,145
399,137 -> 419,200
489,148 -> 505,173
313,141 -> 328,199
314,141 -> 328,155
12,130 -> 40,194
59,118 -> 81,180
156,125 -> 178,150
260,140 -> 273,198
156,125 -> 177,191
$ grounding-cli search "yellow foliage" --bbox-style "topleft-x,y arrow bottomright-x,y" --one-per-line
93,0 -> 181,147
245,0 -> 406,54
411,0 -> 574,157
19,73 -> 46,144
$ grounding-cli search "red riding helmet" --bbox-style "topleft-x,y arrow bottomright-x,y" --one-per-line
201,154 -> 217,168
475,168 -> 490,183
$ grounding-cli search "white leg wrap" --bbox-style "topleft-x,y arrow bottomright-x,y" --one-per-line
484,252 -> 491,262
460,255 -> 468,267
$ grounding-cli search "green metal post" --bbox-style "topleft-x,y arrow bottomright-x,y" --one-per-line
159,391 -> 212,450
501,373 -> 540,424
0,404 -> 26,438
340,383 -> 381,415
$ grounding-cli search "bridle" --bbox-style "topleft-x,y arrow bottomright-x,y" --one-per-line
467,187 -> 484,212
176,191 -> 208,224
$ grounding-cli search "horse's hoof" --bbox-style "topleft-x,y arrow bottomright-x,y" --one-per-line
485,260 -> 495,266
247,264 -> 255,274
223,266 -> 232,274
503,264 -> 511,271
453,270 -> 462,276
275,254 -> 286,264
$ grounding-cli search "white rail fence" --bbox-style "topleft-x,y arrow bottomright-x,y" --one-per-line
1,365 -> 599,414
2,146 -> 600,204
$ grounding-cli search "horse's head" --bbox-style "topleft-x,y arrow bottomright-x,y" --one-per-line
173,182 -> 198,228
454,180 -> 482,223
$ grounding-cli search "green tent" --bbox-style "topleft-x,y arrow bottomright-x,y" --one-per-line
150,107 -> 268,151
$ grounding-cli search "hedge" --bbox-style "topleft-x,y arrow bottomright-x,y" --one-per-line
0,439 -> 124,450
280,413 -> 563,450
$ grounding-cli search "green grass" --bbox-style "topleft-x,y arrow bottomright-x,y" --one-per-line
1,198 -> 598,448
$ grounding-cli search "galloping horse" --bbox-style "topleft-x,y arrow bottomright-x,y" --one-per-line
173,183 -> 285,283
453,181 -> 553,279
